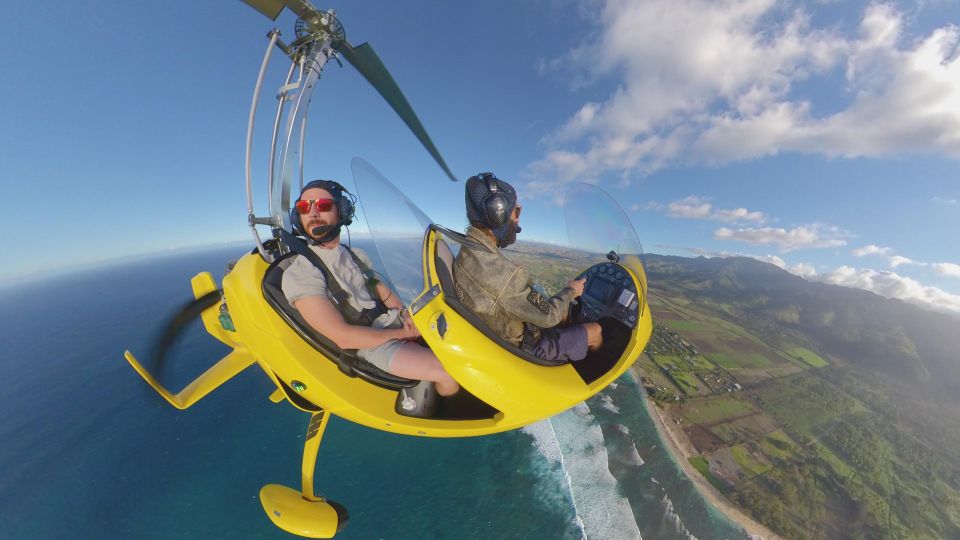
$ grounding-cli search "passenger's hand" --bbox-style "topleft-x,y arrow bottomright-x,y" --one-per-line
397,309 -> 421,340
568,278 -> 586,298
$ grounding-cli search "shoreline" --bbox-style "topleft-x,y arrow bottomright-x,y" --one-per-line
628,368 -> 783,540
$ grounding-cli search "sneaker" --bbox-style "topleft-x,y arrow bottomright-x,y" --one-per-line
395,380 -> 438,418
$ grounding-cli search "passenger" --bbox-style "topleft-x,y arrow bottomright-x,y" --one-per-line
281,179 -> 460,400
452,173 -> 603,364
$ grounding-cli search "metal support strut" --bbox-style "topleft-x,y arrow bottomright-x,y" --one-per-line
301,410 -> 331,499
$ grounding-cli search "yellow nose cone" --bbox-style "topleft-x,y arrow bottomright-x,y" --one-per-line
259,484 -> 346,538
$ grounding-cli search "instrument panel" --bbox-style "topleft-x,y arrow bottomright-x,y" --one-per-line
576,262 -> 639,327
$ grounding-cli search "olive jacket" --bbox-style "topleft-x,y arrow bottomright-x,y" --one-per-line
452,226 -> 576,347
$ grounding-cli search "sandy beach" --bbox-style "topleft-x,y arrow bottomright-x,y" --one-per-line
628,368 -> 784,540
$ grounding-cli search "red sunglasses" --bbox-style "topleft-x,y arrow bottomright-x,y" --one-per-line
295,198 -> 335,214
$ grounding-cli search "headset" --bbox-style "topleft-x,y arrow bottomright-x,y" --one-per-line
472,172 -> 513,228
289,179 -> 356,241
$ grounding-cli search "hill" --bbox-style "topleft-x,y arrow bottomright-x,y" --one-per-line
640,254 -> 960,539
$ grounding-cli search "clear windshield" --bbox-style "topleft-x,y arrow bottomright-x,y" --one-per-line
353,165 -> 645,307
563,183 -> 645,262
352,157 -> 433,306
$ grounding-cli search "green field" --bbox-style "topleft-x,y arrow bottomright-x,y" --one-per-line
709,414 -> 778,445
815,443 -> 855,480
652,354 -> 684,370
689,456 -> 729,493
680,395 -> 757,425
754,375 -> 864,437
760,430 -> 796,461
743,353 -> 775,368
670,370 -> 701,395
635,357 -> 682,396
687,355 -> 714,371
664,320 -> 710,333
708,352 -> 739,369
786,347 -> 829,368
731,444 -> 773,476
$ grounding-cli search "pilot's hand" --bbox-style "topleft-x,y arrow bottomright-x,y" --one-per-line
397,309 -> 421,340
568,278 -> 586,298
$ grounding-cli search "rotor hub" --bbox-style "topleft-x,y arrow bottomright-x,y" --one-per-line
295,9 -> 345,46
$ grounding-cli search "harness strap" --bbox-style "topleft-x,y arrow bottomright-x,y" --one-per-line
343,246 -> 390,323
292,241 -> 388,326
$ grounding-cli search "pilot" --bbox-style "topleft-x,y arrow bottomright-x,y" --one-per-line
281,179 -> 460,402
452,173 -> 602,364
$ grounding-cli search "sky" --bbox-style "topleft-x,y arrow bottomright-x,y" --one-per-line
1,0 -> 958,316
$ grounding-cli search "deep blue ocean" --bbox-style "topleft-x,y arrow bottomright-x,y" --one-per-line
0,245 -> 748,539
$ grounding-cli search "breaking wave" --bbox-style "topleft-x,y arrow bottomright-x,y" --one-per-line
525,403 -> 642,539
661,493 -> 699,540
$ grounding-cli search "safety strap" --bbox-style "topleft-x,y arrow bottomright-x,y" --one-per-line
295,244 -> 388,326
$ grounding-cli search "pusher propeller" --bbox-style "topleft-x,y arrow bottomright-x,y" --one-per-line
133,290 -> 224,404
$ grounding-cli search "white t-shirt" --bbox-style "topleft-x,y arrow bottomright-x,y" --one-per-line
281,244 -> 398,327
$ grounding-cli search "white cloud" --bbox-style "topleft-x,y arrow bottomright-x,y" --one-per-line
643,195 -> 767,223
852,244 -> 893,257
934,262 -> 960,278
932,196 -> 959,205
713,223 -> 849,251
714,207 -> 767,223
888,255 -> 920,268
851,244 -> 931,269
789,262 -> 819,279
821,266 -> 960,315
526,1 -> 960,186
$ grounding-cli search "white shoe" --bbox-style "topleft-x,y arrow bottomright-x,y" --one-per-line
395,380 -> 438,418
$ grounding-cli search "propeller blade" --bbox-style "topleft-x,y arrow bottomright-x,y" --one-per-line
339,41 -> 458,182
147,290 -> 224,388
239,0 -> 314,21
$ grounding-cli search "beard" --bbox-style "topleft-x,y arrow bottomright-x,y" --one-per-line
497,221 -> 520,248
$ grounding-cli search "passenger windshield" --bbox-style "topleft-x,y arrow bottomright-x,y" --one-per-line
354,162 -> 646,309
352,157 -> 433,306
564,183 -> 645,264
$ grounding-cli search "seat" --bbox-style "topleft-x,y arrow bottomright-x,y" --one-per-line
433,227 -> 631,383
432,231 -> 566,367
262,252 -> 418,390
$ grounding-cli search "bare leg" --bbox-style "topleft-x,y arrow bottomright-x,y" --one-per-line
584,322 -> 603,351
389,343 -> 460,396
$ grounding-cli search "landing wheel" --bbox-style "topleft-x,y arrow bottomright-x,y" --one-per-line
259,484 -> 348,538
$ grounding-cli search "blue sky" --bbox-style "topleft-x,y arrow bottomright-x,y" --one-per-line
2,0 -> 958,315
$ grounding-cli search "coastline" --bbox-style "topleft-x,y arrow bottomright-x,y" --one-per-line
628,368 -> 784,540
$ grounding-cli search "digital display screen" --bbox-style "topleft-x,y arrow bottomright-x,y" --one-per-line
586,278 -> 619,305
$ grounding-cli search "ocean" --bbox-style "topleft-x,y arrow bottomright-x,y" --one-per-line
0,245 -> 748,539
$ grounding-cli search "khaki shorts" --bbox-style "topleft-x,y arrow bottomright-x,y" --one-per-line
358,338 -> 406,373
357,317 -> 405,373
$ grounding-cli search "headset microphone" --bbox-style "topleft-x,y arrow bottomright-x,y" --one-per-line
311,224 -> 337,237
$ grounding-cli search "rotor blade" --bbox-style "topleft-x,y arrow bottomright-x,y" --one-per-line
238,0 -> 315,21
339,41 -> 458,182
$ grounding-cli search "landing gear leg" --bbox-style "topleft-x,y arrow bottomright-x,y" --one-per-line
259,410 -> 349,538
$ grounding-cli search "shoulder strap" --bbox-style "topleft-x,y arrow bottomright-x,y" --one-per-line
343,246 -> 389,317
296,246 -> 372,327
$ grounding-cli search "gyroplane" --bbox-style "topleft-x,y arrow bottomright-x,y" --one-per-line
123,1 -> 653,537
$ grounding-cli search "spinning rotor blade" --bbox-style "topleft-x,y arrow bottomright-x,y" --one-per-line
339,41 -> 458,182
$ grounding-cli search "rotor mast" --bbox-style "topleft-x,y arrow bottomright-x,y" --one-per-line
245,4 -> 345,259
242,0 -> 458,260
